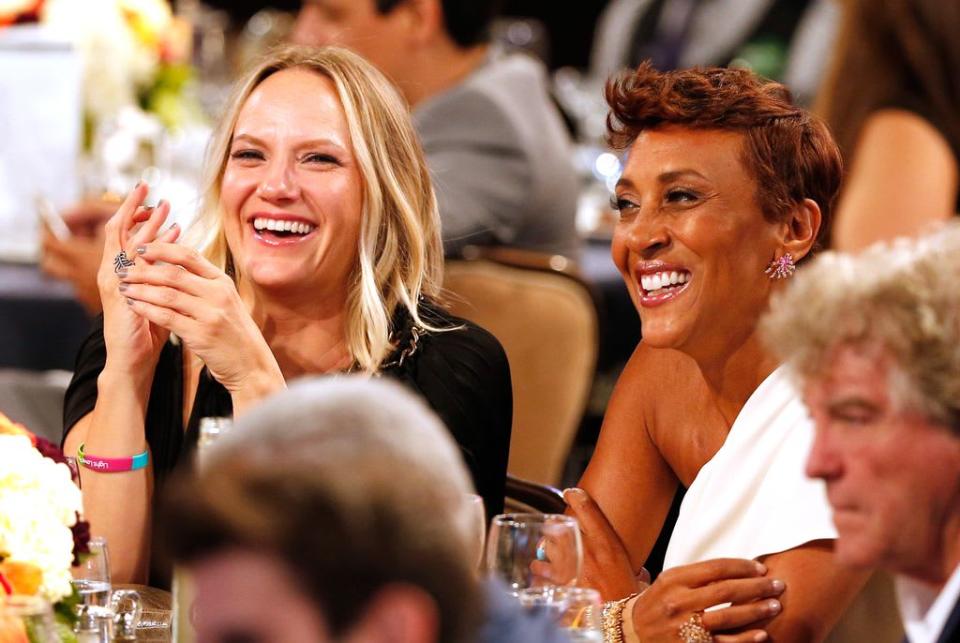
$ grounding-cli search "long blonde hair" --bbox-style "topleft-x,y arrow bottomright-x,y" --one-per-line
184,45 -> 445,373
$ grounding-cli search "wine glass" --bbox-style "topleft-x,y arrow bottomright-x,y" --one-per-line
557,587 -> 603,642
72,536 -> 111,613
517,586 -> 602,640
486,513 -> 582,596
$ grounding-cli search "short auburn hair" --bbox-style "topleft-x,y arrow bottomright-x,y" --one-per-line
606,62 -> 843,254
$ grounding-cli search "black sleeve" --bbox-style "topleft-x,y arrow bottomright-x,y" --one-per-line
401,321 -> 513,522
62,314 -> 108,446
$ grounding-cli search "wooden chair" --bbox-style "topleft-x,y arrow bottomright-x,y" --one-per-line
504,474 -> 566,514
444,246 -> 599,486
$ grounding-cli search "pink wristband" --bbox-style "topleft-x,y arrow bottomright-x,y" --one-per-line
77,443 -> 149,472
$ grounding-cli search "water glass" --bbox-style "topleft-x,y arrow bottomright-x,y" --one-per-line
517,586 -> 602,641
0,595 -> 59,643
72,536 -> 112,611
486,513 -> 582,593
557,587 -> 603,642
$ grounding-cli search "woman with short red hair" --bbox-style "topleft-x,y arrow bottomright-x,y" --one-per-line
565,63 -> 871,641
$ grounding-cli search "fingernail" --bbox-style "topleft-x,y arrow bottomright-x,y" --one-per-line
563,488 -> 586,505
116,270 -> 127,279
771,579 -> 785,593
126,298 -> 133,306
158,199 -> 168,208
118,283 -> 128,292
171,222 -> 179,229
754,562 -> 767,575
134,181 -> 142,189
136,245 -> 146,255
767,599 -> 781,615
754,633 -> 769,642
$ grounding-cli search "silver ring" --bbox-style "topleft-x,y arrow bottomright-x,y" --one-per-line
114,250 -> 135,273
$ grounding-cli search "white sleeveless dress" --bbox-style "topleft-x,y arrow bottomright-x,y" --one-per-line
663,366 -> 835,568
660,366 -> 903,642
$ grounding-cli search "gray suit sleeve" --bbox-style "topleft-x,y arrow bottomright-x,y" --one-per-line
416,90 -> 533,256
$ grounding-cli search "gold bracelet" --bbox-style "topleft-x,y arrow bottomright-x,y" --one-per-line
601,593 -> 639,643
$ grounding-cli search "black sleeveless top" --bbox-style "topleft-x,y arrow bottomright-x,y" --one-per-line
63,303 -> 512,521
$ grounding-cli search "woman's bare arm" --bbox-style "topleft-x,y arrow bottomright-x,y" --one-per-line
578,343 -> 682,596
64,379 -> 154,583
832,109 -> 958,252
749,540 -> 869,642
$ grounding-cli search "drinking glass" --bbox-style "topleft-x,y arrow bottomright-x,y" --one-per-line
72,536 -> 112,612
0,595 -> 59,643
517,586 -> 602,641
557,587 -> 603,642
486,513 -> 582,594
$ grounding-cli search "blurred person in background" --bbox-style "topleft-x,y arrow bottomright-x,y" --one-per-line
763,224 -> 960,643
40,198 -> 116,314
160,376 -> 567,643
588,0 -> 839,106
62,45 -> 512,584
819,0 -> 960,251
291,0 -> 580,258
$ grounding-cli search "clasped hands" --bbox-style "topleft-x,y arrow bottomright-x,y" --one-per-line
554,488 -> 784,643
98,184 -> 283,405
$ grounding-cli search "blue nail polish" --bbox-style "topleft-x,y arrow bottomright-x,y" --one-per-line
136,245 -> 146,255
118,283 -> 128,292
126,298 -> 133,306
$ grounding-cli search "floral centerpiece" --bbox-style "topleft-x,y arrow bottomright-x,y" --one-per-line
0,413 -> 89,642
39,0 -> 199,145
0,0 -> 42,26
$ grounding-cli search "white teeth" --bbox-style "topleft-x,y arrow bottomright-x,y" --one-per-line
252,217 -> 316,235
639,270 -> 691,293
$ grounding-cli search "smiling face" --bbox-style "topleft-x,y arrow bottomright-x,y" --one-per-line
804,343 -> 960,579
611,126 -> 783,356
220,67 -> 363,299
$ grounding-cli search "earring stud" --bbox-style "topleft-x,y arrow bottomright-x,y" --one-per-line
765,252 -> 796,280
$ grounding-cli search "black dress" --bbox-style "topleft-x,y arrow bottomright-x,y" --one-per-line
63,302 -> 513,522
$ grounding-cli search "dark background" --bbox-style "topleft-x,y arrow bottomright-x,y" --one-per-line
194,0 -> 613,70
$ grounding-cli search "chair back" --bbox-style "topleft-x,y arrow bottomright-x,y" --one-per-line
504,474 -> 567,514
444,247 -> 599,485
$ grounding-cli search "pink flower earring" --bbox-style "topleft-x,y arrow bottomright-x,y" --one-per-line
765,252 -> 796,280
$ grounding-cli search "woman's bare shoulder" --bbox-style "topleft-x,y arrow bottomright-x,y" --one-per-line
609,343 -> 708,423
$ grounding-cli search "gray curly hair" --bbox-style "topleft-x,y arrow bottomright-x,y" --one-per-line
761,223 -> 960,431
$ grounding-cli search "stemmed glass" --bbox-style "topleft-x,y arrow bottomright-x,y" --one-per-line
72,536 -> 111,612
486,513 -> 582,597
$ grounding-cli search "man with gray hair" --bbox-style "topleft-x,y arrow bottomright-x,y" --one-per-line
158,376 -> 568,643
761,224 -> 960,643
